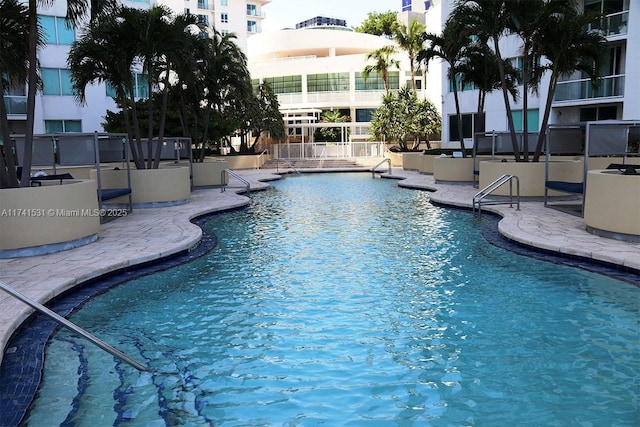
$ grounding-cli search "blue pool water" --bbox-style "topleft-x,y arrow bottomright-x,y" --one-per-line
22,174 -> 640,425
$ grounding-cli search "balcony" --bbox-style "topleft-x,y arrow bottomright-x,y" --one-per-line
197,0 -> 214,11
587,10 -> 628,37
3,96 -> 27,115
553,74 -> 625,102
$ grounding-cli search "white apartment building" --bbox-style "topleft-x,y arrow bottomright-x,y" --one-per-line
422,0 -> 640,148
4,0 -> 270,136
247,25 -> 433,143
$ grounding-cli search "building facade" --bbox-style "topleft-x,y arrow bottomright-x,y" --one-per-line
423,0 -> 639,148
4,0 -> 270,136
247,25 -> 434,143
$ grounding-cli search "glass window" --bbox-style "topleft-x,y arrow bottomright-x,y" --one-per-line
221,13 -> 228,23
45,120 -> 81,133
511,109 -> 539,132
247,4 -> 257,16
247,20 -> 257,32
356,109 -> 376,122
105,73 -> 148,99
263,75 -> 302,94
220,0 -> 228,5
307,73 -> 349,92
39,15 -> 75,45
355,72 -> 399,91
42,68 -> 74,96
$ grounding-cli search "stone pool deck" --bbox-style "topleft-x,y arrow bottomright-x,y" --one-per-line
1,168 -> 639,366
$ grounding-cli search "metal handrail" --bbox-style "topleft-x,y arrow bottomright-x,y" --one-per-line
257,149 -> 269,166
0,280 -> 148,371
473,174 -> 520,215
276,158 -> 301,174
220,168 -> 250,195
371,158 -> 391,177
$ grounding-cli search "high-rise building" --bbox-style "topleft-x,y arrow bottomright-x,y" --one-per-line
425,0 -> 639,148
4,1 -> 270,135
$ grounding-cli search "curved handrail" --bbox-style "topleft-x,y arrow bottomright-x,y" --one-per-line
220,168 -> 251,195
0,280 -> 148,371
371,158 -> 391,177
473,174 -> 520,215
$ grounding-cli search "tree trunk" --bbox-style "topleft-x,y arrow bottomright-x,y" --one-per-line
522,48 -> 530,161
20,0 -> 38,187
153,76 -> 170,169
0,90 -> 19,188
452,80 -> 466,157
533,72 -> 558,162
493,38 -> 521,161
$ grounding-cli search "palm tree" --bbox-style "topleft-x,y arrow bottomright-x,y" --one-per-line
418,16 -> 472,155
458,42 -> 520,141
531,4 -> 606,161
19,0 -> 117,187
454,0 -> 521,159
362,45 -> 400,95
198,30 -> 252,160
68,6 -> 146,168
394,18 -> 426,95
0,0 -> 43,188
150,10 -> 201,168
507,0 -> 546,160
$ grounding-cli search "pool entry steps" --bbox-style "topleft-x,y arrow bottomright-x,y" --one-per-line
0,280 -> 148,372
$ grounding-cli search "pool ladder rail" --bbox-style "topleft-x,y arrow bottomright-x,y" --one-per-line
221,168 -> 251,195
371,158 -> 392,178
0,280 -> 149,372
473,174 -> 520,215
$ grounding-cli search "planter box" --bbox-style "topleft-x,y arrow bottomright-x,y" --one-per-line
212,155 -> 265,170
478,160 -> 583,197
91,166 -> 190,206
0,180 -> 100,255
433,157 -> 474,182
584,170 -> 640,239
402,152 -> 423,170
191,160 -> 229,187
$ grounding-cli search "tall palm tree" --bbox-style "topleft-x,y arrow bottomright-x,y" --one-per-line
507,0 -> 545,160
531,4 -> 606,161
394,18 -> 426,95
19,0 -> 117,186
150,10 -> 201,168
0,0 -> 43,188
418,16 -> 472,155
198,30 -> 252,160
68,6 -> 146,168
454,0 -> 521,160
458,42 -> 520,141
362,45 -> 400,95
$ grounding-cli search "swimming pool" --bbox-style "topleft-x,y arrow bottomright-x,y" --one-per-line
13,174 -> 640,425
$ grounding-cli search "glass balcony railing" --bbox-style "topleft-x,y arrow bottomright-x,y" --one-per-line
3,96 -> 27,115
197,0 -> 214,11
587,10 -> 628,37
554,74 -> 625,102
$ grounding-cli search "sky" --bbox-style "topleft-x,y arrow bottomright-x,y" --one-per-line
261,0 -> 400,32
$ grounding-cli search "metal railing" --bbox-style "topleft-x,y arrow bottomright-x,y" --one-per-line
0,280 -> 148,371
220,169 -> 250,195
473,174 -> 520,215
371,158 -> 391,177
554,74 -> 625,102
275,158 -> 301,174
